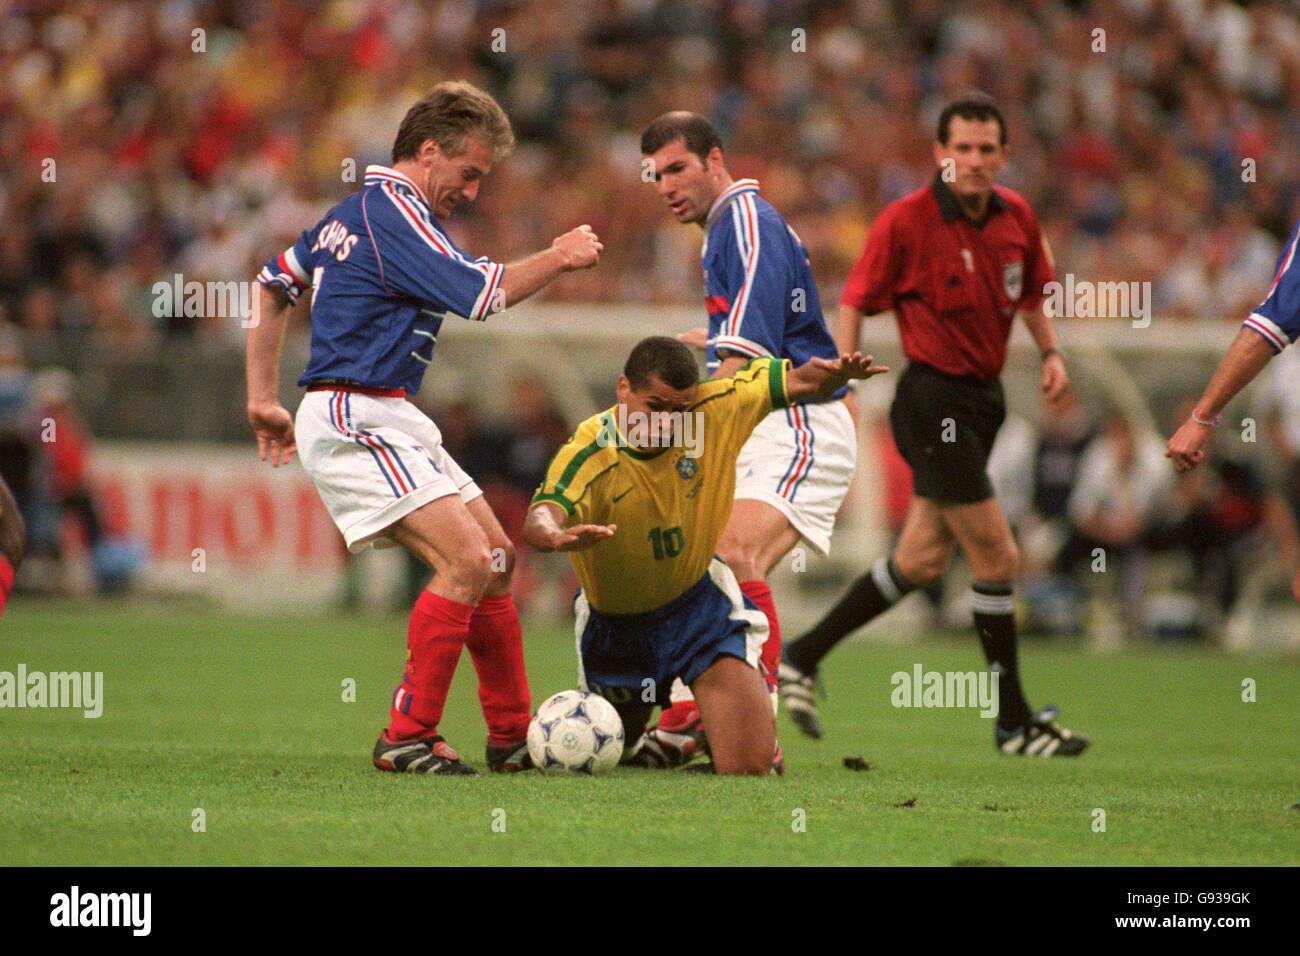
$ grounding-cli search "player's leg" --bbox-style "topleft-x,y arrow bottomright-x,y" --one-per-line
737,399 -> 856,689
659,401 -> 854,759
690,655 -> 775,775
717,498 -> 802,676
941,497 -> 1087,755
0,474 -> 26,620
654,499 -> 797,744
379,494 -> 496,770
779,496 -> 955,735
294,390 -> 487,774
460,495 -> 533,772
610,700 -> 658,766
780,369 -> 951,730
571,592 -> 665,767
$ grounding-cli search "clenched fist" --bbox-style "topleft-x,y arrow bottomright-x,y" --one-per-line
552,225 -> 603,270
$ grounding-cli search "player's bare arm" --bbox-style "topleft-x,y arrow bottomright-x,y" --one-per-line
1019,304 -> 1070,405
245,283 -> 297,467
786,352 -> 889,403
392,134 -> 601,315
493,225 -> 602,311
523,502 -> 617,552
676,327 -> 709,350
712,353 -> 748,379
1166,328 -> 1275,472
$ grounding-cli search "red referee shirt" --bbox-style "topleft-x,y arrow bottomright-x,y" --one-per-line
842,172 -> 1053,381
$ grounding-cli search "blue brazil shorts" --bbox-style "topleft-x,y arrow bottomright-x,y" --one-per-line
573,558 -> 768,707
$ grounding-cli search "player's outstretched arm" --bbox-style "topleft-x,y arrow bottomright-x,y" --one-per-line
246,284 -> 298,467
523,503 -> 616,552
786,352 -> 890,403
1166,328 -> 1276,473
493,225 -> 603,313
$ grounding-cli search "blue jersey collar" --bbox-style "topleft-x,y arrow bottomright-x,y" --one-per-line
704,178 -> 760,231
364,165 -> 426,201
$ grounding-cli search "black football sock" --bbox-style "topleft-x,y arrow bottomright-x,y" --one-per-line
970,581 -> 1032,731
785,557 -> 916,673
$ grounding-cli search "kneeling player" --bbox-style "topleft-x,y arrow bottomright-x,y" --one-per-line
523,337 -> 886,774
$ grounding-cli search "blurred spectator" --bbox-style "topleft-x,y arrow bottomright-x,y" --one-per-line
1066,414 -> 1173,554
435,397 -> 514,485
1032,391 -> 1097,526
498,372 -> 572,496
0,329 -> 59,587
994,392 -> 1097,632
1058,413 -> 1174,628
1159,454 -> 1298,620
32,367 -> 144,593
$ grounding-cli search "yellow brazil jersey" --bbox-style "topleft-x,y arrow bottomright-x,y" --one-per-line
531,357 -> 791,614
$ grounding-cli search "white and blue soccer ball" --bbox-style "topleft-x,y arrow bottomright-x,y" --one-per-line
527,690 -> 624,774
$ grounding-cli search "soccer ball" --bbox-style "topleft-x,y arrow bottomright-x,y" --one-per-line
527,690 -> 624,774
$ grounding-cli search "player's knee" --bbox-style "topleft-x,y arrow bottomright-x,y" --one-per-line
718,540 -> 762,581
715,752 -> 772,776
895,547 -> 946,586
980,541 -> 1019,583
444,546 -> 495,598
486,538 -> 516,584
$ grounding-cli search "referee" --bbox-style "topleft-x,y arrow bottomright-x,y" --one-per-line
778,95 -> 1089,757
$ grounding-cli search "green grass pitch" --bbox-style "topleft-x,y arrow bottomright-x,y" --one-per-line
1,602 -> 1296,866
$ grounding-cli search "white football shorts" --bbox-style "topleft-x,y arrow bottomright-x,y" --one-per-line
734,398 -> 857,556
295,388 -> 482,553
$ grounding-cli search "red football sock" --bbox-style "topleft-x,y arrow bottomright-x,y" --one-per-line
386,590 -> 473,741
740,579 -> 781,693
0,555 -> 13,620
464,593 -> 532,748
657,699 -> 701,732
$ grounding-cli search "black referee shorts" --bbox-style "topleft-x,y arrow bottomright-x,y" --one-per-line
889,363 -> 1005,505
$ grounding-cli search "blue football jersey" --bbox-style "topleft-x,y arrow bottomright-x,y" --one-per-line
257,165 -> 504,394
1244,220 -> 1300,353
700,179 -> 844,399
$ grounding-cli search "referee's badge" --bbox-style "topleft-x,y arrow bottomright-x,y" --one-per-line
676,455 -> 698,479
1003,261 -> 1023,300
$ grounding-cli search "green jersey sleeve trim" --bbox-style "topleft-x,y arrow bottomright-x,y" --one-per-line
769,358 -> 791,409
529,492 -> 575,516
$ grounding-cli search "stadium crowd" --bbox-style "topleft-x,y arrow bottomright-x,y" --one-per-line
3,0 -> 1300,346
3,0 -> 1300,633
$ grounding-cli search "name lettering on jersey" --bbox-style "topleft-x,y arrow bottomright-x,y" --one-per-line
597,405 -> 704,459
311,220 -> 359,261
